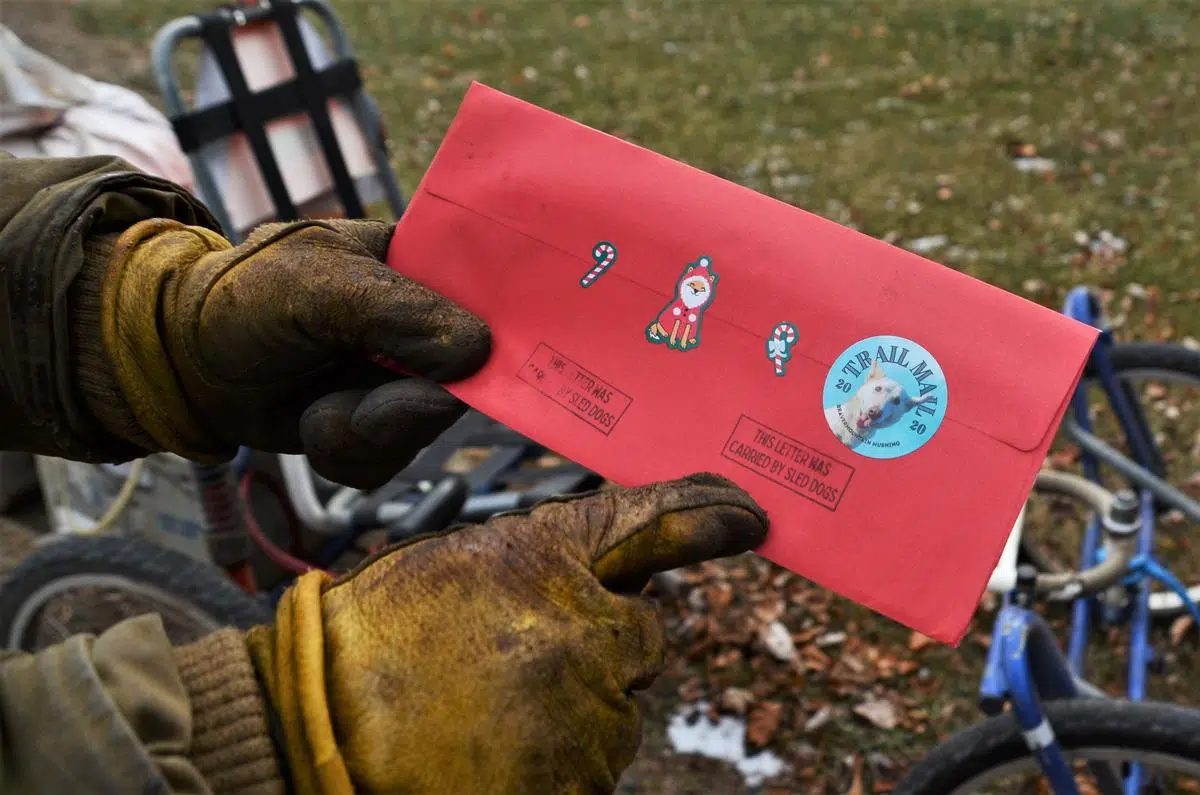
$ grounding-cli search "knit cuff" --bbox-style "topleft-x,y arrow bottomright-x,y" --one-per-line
174,630 -> 288,795
71,232 -> 161,455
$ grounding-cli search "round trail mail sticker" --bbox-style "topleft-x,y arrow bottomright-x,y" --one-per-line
822,335 -> 947,459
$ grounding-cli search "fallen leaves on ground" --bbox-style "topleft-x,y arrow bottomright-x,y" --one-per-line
651,556 -> 994,792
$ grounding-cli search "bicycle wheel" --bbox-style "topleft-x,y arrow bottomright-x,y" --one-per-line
894,699 -> 1200,794
0,534 -> 273,652
1026,341 -> 1200,617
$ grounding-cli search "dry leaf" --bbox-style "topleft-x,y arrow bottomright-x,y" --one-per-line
908,631 -> 935,652
1170,615 -> 1194,646
706,583 -> 734,612
846,755 -> 864,795
720,687 -> 756,716
804,705 -> 834,733
1049,445 -> 1082,468
1006,141 -> 1038,158
753,598 -> 786,625
853,698 -> 899,730
678,677 -> 704,702
841,654 -> 867,674
817,630 -> 848,647
793,626 -> 822,645
746,701 -> 784,747
760,620 -> 798,662
802,644 -> 834,672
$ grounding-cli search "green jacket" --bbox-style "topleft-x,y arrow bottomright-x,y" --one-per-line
0,154 -> 284,795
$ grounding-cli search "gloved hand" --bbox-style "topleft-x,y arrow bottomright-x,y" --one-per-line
76,217 -> 490,487
245,473 -> 769,795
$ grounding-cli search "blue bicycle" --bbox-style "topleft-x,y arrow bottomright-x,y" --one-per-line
896,287 -> 1200,794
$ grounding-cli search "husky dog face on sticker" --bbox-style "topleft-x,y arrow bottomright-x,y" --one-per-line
823,335 -> 948,459
855,359 -> 932,431
825,358 -> 934,449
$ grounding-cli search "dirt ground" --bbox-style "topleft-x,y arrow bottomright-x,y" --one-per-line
2,1 -> 158,93
5,0 -> 1200,792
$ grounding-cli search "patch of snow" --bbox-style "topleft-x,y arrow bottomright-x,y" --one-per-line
666,702 -> 788,787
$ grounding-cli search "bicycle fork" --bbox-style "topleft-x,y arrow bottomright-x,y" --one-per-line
980,602 -> 1125,795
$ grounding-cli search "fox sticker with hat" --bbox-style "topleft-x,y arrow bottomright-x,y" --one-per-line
645,255 -> 719,352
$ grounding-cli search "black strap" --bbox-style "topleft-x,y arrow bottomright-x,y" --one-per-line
272,1 -> 366,218
170,61 -> 361,152
197,11 -> 299,220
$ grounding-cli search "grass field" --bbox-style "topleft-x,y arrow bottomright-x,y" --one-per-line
6,0 -> 1200,791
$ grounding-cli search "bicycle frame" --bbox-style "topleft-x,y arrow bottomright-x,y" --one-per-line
976,286 -> 1200,795
980,604 -> 1119,794
1061,288 -> 1158,698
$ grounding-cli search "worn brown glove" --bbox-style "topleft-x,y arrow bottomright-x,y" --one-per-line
245,473 -> 769,795
75,217 -> 490,487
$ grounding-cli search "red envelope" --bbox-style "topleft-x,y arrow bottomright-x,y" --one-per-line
386,82 -> 1099,644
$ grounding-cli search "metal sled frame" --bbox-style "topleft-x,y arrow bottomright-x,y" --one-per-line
150,0 -> 407,241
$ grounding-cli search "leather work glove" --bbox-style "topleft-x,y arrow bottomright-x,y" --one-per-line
77,217 -> 490,487
245,473 -> 769,795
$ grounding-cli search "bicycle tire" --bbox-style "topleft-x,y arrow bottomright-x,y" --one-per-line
894,699 -> 1200,794
1089,341 -> 1200,380
1061,341 -> 1200,617
1084,341 -> 1200,475
0,534 -> 273,651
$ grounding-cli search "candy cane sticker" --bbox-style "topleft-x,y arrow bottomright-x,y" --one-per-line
767,322 -> 798,376
580,241 -> 618,288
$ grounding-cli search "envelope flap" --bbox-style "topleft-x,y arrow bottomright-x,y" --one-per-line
416,83 -> 1098,452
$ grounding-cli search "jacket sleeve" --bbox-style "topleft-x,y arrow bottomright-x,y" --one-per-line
0,614 -> 286,795
0,152 -> 221,461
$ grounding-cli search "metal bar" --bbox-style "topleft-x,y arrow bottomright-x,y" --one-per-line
1066,380 -> 1100,676
997,608 -> 1086,795
272,0 -> 365,217
1123,493 -> 1157,794
198,11 -> 300,221
1061,288 -> 1105,677
1065,418 -> 1200,522
1005,608 -> 1126,794
347,90 -> 408,218
150,17 -> 239,238
978,596 -> 1011,715
300,0 -> 407,218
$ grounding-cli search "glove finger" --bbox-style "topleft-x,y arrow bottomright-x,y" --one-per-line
297,252 -> 492,383
238,359 -> 398,454
529,473 -> 769,594
299,382 -> 468,489
348,377 -> 467,441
